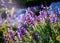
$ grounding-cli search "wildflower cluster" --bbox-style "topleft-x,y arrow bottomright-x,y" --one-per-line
0,5 -> 60,43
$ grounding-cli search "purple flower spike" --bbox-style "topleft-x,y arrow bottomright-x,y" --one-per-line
20,28 -> 27,35
50,17 -> 55,23
4,34 -> 9,43
16,31 -> 21,39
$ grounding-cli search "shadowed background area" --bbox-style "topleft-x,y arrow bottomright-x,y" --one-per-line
0,0 -> 60,9
16,0 -> 60,7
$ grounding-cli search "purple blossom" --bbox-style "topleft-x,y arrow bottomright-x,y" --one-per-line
16,26 -> 27,38
25,12 -> 35,25
4,34 -> 9,43
49,14 -> 56,23
30,17 -> 35,21
43,10 -> 48,18
9,32 -> 16,41
37,15 -> 44,22
49,17 -> 55,23
7,27 -> 16,42
20,28 -> 27,35
39,11 -> 44,18
16,31 -> 21,39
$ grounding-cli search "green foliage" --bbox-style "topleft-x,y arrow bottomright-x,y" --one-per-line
12,24 -> 18,31
18,20 -> 60,43
0,24 -> 9,43
0,19 -> 60,43
27,20 -> 60,43
0,28 -> 6,43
